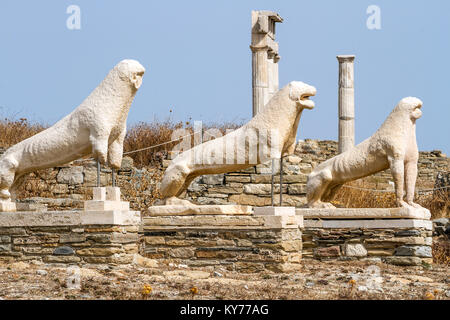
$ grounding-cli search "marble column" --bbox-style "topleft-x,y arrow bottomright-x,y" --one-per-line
251,46 -> 269,116
337,55 -> 355,153
251,11 -> 283,117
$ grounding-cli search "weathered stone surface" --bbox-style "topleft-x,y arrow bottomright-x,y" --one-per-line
57,166 -> 84,185
226,175 -> 251,183
288,184 -> 307,195
314,246 -> 340,258
304,219 -> 433,230
43,256 -> 81,263
60,233 -> 86,243
384,256 -> 423,266
53,246 -> 75,256
0,244 -> 11,252
202,174 -> 224,185
297,207 -> 431,220
395,245 -> 432,258
76,247 -> 123,256
148,204 -> 252,216
344,244 -> 367,257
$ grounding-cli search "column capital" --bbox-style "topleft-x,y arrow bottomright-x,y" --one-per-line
337,55 -> 355,62
250,44 -> 269,52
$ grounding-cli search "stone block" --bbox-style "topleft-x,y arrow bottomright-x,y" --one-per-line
202,174 -> 224,185
84,200 -> 129,211
394,245 -> 432,258
147,204 -> 252,216
253,206 -> 295,216
384,256 -> 423,266
303,219 -> 432,230
343,243 -> 367,257
43,256 -> 81,263
53,246 -> 75,256
57,166 -> 84,185
93,187 -> 106,201
0,201 -> 16,212
296,207 -> 431,220
314,246 -> 340,258
106,187 -> 121,201
80,210 -> 141,225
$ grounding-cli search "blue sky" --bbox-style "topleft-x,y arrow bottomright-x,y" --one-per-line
0,0 -> 449,153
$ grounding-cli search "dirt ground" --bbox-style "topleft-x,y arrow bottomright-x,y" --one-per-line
0,257 -> 448,300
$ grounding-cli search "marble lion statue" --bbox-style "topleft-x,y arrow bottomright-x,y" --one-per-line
0,59 -> 145,201
160,81 -> 317,204
306,97 -> 424,209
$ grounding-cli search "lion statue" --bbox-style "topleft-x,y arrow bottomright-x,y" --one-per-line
160,81 -> 317,204
306,97 -> 424,209
0,59 -> 145,201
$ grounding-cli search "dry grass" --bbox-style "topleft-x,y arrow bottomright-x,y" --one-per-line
333,181 -> 449,219
433,236 -> 450,266
0,118 -> 45,148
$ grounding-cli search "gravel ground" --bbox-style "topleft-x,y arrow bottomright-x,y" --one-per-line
0,258 -> 448,300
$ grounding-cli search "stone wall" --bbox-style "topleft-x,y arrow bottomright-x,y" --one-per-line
302,225 -> 433,266
141,211 -> 303,273
0,211 -> 140,265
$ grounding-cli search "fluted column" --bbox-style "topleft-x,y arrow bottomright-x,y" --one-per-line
337,55 -> 355,153
251,46 -> 269,116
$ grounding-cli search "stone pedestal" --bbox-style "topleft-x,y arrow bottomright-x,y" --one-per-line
0,187 -> 140,265
142,205 -> 303,272
0,209 -> 141,265
296,207 -> 433,266
84,187 -> 129,211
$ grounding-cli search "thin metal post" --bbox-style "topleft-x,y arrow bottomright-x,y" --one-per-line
96,161 -> 101,187
111,168 -> 116,187
279,157 -> 283,206
271,159 -> 275,207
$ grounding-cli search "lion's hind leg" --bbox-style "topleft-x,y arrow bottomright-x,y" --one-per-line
306,168 -> 335,208
160,163 -> 191,199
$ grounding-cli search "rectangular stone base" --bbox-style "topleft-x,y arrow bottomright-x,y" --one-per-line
0,210 -> 141,265
148,204 -> 252,216
142,206 -> 302,272
296,207 -> 431,220
0,201 -> 16,212
84,200 -> 130,212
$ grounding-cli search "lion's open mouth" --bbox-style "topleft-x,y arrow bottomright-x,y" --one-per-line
299,94 -> 315,109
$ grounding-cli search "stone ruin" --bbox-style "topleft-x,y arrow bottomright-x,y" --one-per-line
0,11 -> 447,270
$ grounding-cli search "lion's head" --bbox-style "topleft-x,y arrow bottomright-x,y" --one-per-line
288,81 -> 317,109
116,59 -> 146,89
396,97 -> 423,120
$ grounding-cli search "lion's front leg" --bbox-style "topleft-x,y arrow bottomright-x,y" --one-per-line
388,155 -> 409,208
107,127 -> 126,169
404,160 -> 423,208
90,130 -> 109,165
0,157 -> 18,201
